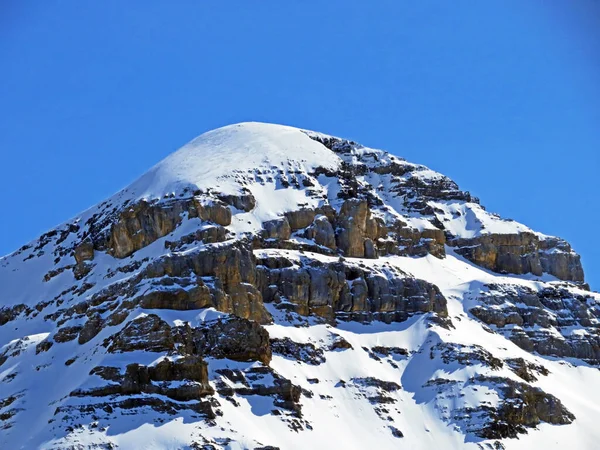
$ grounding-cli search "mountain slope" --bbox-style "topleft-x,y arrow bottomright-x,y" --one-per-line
1,122 -> 598,450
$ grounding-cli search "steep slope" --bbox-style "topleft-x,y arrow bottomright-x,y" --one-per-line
0,122 -> 598,450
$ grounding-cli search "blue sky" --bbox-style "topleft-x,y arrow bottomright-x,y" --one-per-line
1,1 -> 598,289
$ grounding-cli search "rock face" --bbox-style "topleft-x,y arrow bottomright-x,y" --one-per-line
471,283 -> 600,365
450,233 -> 585,282
476,377 -> 575,439
188,316 -> 272,365
335,199 -> 383,258
0,122 -> 596,449
105,198 -> 232,259
256,252 -> 447,322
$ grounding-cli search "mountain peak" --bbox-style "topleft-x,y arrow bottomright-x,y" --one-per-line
0,123 -> 597,449
118,122 -> 341,202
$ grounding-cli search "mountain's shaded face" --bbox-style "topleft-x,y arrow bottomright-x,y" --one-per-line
0,122 -> 598,450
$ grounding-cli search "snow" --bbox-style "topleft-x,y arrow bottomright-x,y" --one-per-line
430,200 -> 534,238
116,122 -> 341,202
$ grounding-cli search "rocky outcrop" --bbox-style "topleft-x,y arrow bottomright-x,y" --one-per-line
164,224 -> 229,251
186,316 -> 272,365
106,314 -> 175,353
380,220 -> 446,259
306,132 -> 478,208
425,343 -> 572,440
471,283 -> 600,365
476,376 -> 574,439
215,365 -> 303,416
263,218 -> 292,241
256,253 -> 447,322
137,280 -> 213,311
103,198 -> 232,258
271,337 -> 326,365
285,209 -> 317,231
0,304 -> 29,327
77,357 -> 214,402
73,239 -> 94,264
142,242 -> 270,323
78,313 -> 104,345
335,199 -> 384,258
539,236 -> 585,282
450,232 -> 584,282
304,215 -> 336,250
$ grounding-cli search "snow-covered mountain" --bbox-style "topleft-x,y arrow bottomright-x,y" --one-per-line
1,122 -> 598,450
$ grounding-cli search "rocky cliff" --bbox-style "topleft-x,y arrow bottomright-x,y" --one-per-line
0,122 -> 598,450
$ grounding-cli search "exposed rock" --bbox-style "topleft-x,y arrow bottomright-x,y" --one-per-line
138,283 -> 213,311
285,209 -> 316,231
106,198 -> 232,258
335,199 -> 380,258
256,254 -> 447,323
215,366 -> 302,415
73,240 -> 94,264
188,316 -> 272,365
78,313 -> 104,345
54,325 -> 83,343
539,237 -> 585,282
271,337 -> 326,365
139,242 -> 271,323
164,225 -> 229,251
107,199 -> 189,258
475,376 -> 575,439
450,232 -> 584,282
76,360 -> 214,402
431,342 -> 503,370
0,304 -> 29,327
263,218 -> 292,241
370,346 -> 408,357
35,340 -> 53,354
387,221 -> 446,258
471,283 -> 600,365
304,215 -> 336,250
329,335 -> 353,351
217,191 -> 256,212
106,314 -> 175,353
505,358 -> 549,382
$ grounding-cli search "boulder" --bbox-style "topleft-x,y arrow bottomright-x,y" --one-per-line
305,215 -> 336,250
263,218 -> 292,240
285,209 -> 316,230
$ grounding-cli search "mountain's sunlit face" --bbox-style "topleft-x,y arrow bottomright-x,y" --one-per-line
0,121 -> 598,449
1,2 -> 599,448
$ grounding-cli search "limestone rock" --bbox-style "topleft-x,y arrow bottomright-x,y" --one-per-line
107,314 -> 175,353
471,283 -> 600,365
189,316 -> 272,365
285,209 -> 316,230
450,232 -> 584,282
335,199 -> 383,258
138,283 -> 213,311
78,313 -> 104,345
263,218 -> 292,240
256,254 -> 448,322
476,376 -> 574,439
73,239 -> 94,264
217,191 -> 256,212
305,215 -> 336,250
106,198 -> 232,259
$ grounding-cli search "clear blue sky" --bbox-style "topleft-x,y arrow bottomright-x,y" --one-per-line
1,1 -> 598,289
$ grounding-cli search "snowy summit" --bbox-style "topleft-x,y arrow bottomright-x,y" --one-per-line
0,122 -> 598,450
